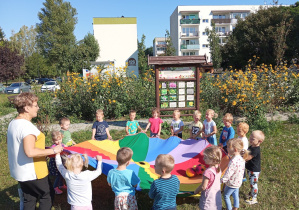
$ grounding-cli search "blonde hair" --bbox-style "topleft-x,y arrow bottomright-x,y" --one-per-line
65,153 -> 89,173
193,110 -> 202,119
203,145 -> 222,173
252,130 -> 265,143
223,113 -> 233,123
14,92 -> 38,113
173,109 -> 180,116
129,110 -> 136,115
116,147 -> 133,165
59,117 -> 70,125
155,154 -> 175,173
51,131 -> 63,142
237,122 -> 249,135
227,138 -> 249,160
206,109 -> 218,118
96,109 -> 104,115
151,107 -> 160,116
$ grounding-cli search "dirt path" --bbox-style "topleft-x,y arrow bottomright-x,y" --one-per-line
1,112 -> 297,133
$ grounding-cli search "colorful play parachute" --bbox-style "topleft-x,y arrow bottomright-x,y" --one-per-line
63,133 -> 229,196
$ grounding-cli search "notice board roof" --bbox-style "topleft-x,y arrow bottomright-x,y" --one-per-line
148,55 -> 209,66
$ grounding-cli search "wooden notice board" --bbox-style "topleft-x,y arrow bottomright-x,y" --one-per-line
148,55 -> 213,117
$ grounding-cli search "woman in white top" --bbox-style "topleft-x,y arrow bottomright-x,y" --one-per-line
7,92 -> 63,209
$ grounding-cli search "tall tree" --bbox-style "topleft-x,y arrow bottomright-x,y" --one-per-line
0,27 -> 5,42
9,25 -> 37,58
221,6 -> 293,69
138,34 -> 148,76
71,33 -> 100,72
25,52 -> 54,78
0,44 -> 24,83
163,30 -> 176,56
145,46 -> 153,57
206,24 -> 222,69
36,0 -> 77,75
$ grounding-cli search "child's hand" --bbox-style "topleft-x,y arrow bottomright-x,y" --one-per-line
96,155 -> 102,162
219,143 -> 223,148
108,135 -> 112,140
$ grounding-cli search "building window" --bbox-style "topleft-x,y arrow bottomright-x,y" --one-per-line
157,47 -> 166,51
202,44 -> 209,48
231,12 -> 248,19
202,19 -> 209,23
183,52 -> 196,56
202,32 -> 207,35
213,14 -> 226,19
215,27 -> 226,33
157,41 -> 166,45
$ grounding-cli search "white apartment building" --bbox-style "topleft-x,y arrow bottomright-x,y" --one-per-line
93,17 -> 139,76
170,5 -> 262,62
153,37 -> 167,56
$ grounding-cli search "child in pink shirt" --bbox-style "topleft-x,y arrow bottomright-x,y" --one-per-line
194,145 -> 222,210
145,107 -> 163,137
221,138 -> 249,210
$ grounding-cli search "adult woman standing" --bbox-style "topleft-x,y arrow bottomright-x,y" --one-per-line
7,93 -> 63,209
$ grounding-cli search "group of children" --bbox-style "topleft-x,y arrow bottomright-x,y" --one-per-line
19,107 -> 264,210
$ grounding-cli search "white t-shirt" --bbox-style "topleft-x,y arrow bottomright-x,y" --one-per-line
171,120 -> 184,134
239,136 -> 249,150
56,154 -> 102,206
7,119 -> 48,181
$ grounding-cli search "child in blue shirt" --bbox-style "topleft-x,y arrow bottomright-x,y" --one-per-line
219,113 -> 235,153
171,109 -> 184,138
126,110 -> 144,135
107,147 -> 140,209
91,109 -> 112,140
149,154 -> 180,210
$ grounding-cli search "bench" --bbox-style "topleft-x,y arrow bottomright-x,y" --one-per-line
7,95 -> 17,105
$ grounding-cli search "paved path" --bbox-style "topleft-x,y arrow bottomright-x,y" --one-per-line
1,112 -> 298,133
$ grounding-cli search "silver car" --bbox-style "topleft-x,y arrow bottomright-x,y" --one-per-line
41,81 -> 60,92
5,82 -> 31,94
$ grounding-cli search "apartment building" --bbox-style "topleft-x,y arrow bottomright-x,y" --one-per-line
92,17 -> 138,76
170,5 -> 262,62
153,37 -> 167,56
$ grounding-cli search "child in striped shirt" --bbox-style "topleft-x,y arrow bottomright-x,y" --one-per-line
149,154 -> 180,210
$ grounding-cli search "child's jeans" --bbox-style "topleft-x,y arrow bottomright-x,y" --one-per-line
248,171 -> 260,198
53,174 -> 63,188
223,186 -> 239,210
18,186 -> 24,210
150,132 -> 159,137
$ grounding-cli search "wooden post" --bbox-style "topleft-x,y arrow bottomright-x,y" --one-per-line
196,66 -> 200,111
155,66 -> 160,109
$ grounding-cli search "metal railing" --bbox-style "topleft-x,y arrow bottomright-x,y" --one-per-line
180,19 -> 200,24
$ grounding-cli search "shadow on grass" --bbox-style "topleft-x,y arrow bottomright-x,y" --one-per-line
0,183 -> 19,209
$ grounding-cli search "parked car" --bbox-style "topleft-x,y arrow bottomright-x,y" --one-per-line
38,78 -> 50,84
41,81 -> 60,92
5,82 -> 31,94
0,83 -> 5,93
26,79 -> 36,84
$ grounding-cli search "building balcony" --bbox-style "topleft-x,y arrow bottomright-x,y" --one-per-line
180,44 -> 200,50
216,31 -> 231,36
180,32 -> 199,38
180,19 -> 200,24
212,19 -> 231,24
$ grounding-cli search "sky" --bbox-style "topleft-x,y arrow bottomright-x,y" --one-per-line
0,0 -> 296,48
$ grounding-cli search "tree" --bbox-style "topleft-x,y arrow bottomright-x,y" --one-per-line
71,33 -> 100,72
145,46 -> 153,57
138,34 -> 148,76
36,0 -> 77,75
0,44 -> 24,83
163,30 -> 176,56
206,24 -> 222,69
0,27 -> 5,42
221,6 -> 293,69
25,52 -> 54,78
9,25 -> 37,58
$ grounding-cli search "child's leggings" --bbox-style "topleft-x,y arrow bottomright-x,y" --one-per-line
248,171 -> 260,198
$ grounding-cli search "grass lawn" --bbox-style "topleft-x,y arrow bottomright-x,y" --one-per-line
0,121 -> 298,209
0,94 -> 16,117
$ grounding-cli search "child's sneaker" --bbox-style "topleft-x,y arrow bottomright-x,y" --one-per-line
245,197 -> 258,205
54,187 -> 63,194
60,185 -> 67,190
